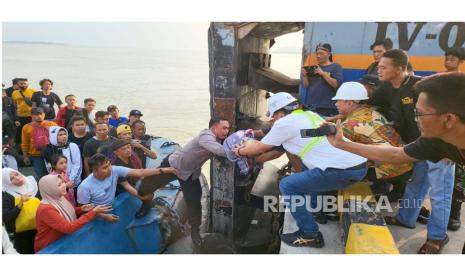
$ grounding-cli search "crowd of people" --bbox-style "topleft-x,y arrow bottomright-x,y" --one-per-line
2,40 -> 465,254
2,79 -> 177,253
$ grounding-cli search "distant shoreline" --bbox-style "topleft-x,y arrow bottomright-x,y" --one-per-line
3,41 -> 66,46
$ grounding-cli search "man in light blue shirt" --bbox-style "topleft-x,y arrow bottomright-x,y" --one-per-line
77,153 -> 176,221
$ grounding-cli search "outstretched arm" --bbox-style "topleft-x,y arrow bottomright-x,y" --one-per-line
326,120 -> 417,164
127,167 -> 177,178
234,140 -> 273,157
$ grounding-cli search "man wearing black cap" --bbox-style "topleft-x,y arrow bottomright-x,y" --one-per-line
359,74 -> 381,98
300,43 -> 343,117
111,139 -> 155,217
112,140 -> 141,189
128,109 -> 143,126
20,107 -> 57,179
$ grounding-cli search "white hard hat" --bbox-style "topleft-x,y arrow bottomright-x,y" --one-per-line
267,92 -> 297,116
332,82 -> 369,101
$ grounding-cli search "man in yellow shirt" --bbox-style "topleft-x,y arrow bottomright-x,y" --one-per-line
11,78 -> 36,144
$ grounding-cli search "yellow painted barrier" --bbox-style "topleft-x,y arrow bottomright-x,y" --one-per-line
345,223 -> 399,254
340,181 -> 376,203
339,181 -> 399,254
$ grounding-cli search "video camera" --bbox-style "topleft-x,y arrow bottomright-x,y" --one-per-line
303,65 -> 321,78
300,124 -> 337,138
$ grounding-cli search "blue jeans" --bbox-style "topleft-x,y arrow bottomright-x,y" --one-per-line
29,156 -> 48,180
396,160 -> 455,240
279,164 -> 367,235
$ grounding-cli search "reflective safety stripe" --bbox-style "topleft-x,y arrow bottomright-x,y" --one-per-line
298,136 -> 324,159
291,110 -> 326,159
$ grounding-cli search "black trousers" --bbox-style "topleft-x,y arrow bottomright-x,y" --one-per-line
14,230 -> 36,254
179,176 -> 202,233
160,154 -> 202,233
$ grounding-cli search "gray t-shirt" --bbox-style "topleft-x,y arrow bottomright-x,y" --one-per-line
77,165 -> 130,205
169,129 -> 226,181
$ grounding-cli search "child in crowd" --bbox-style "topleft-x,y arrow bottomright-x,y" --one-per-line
49,154 -> 76,206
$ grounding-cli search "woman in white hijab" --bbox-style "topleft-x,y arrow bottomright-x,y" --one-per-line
2,168 -> 39,254
34,175 -> 111,252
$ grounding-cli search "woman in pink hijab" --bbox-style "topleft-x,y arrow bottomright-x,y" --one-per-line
34,175 -> 111,252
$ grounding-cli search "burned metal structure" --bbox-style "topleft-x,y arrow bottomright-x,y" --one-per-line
207,22 -> 303,252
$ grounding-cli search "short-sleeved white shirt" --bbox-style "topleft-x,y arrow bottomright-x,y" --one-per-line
261,112 -> 366,170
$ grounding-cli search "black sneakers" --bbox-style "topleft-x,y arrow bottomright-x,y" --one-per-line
280,230 -> 325,248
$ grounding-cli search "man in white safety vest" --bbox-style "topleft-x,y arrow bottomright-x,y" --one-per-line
233,92 -> 367,248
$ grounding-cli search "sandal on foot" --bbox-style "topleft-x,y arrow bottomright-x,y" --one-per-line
418,235 -> 450,254
384,216 -> 416,229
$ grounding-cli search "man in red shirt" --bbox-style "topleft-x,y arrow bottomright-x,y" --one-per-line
56,94 -> 83,129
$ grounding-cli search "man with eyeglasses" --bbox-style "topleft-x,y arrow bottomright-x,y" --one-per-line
359,49 -> 455,253
327,72 -> 465,254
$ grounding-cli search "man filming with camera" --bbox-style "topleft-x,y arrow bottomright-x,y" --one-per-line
300,43 -> 343,117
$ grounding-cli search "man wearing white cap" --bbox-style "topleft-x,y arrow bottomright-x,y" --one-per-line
334,82 -> 413,194
234,92 -> 367,248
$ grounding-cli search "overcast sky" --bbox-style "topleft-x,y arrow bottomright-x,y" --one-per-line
3,22 -> 211,50
2,22 -> 303,51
